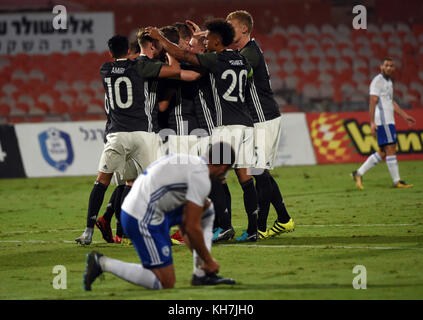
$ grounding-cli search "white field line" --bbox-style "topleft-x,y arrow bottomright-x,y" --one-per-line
0,240 -> 422,251
219,244 -> 423,251
2,223 -> 418,236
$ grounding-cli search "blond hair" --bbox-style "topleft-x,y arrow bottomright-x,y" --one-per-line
226,10 -> 253,34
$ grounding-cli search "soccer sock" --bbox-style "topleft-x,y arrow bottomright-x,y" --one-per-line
116,185 -> 131,237
102,185 -> 124,223
357,152 -> 382,176
193,206 -> 214,277
86,181 -> 108,228
240,178 -> 258,235
209,180 -> 227,230
222,182 -> 232,226
99,256 -> 162,289
269,175 -> 291,224
254,172 -> 272,232
386,155 -> 400,184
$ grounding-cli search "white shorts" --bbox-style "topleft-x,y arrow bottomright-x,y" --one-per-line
99,131 -> 164,182
211,125 -> 255,169
254,116 -> 282,170
167,135 -> 200,157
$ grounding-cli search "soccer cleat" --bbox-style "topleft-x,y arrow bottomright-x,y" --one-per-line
258,229 -> 269,240
191,273 -> 236,286
393,180 -> 413,188
83,251 -> 103,291
95,217 -> 114,243
351,170 -> 364,190
75,228 -> 93,245
212,227 -> 235,243
170,230 -> 184,243
235,230 -> 257,242
171,238 -> 184,245
121,235 -> 132,246
267,218 -> 295,237
114,235 -> 122,244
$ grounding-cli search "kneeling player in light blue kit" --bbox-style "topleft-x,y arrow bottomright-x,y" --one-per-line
83,142 -> 236,290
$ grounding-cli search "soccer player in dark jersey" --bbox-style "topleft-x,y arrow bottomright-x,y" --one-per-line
75,34 -> 180,245
227,10 -> 295,238
146,19 -> 260,242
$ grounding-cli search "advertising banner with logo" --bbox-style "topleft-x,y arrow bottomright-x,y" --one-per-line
15,121 -> 105,177
306,110 -> 423,164
0,12 -> 114,55
274,113 -> 317,166
0,125 -> 26,178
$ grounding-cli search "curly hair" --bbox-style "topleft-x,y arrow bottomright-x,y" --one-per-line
205,18 -> 235,47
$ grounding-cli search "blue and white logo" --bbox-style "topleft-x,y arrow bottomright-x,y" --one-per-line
38,128 -> 74,172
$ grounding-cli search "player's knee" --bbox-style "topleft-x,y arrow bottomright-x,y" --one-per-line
160,277 -> 175,289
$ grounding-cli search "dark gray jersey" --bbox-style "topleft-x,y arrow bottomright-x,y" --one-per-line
241,39 -> 281,123
100,55 -> 164,134
196,49 -> 254,127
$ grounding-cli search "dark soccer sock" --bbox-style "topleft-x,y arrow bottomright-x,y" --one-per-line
254,172 -> 273,232
116,185 -> 131,237
103,185 -> 125,223
269,175 -> 291,223
240,178 -> 258,235
209,180 -> 228,230
86,181 -> 108,228
222,182 -> 232,227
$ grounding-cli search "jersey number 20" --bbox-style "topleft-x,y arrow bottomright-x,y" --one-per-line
221,69 -> 247,103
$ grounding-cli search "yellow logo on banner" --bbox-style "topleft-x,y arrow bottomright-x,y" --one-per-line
310,113 -> 352,162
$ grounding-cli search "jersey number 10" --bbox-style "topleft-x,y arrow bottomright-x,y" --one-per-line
104,76 -> 133,113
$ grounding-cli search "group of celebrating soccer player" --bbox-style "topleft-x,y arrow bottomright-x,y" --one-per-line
79,10 -> 296,291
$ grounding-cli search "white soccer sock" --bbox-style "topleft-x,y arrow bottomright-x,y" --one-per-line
386,155 -> 400,184
99,256 -> 162,289
357,152 -> 382,176
193,205 -> 214,277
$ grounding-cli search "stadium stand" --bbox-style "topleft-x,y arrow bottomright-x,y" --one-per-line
0,0 -> 422,122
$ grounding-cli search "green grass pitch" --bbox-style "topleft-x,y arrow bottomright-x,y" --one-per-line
0,161 -> 422,300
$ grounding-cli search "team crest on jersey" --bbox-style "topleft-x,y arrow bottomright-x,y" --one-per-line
38,128 -> 74,172
162,245 -> 170,257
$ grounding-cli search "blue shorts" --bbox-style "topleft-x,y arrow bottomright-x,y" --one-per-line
376,124 -> 397,147
120,206 -> 184,270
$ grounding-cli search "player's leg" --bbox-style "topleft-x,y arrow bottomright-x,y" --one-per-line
352,125 -> 387,189
235,167 -> 258,242
84,209 -> 172,290
76,171 -> 113,245
385,143 -> 413,188
77,133 -> 127,245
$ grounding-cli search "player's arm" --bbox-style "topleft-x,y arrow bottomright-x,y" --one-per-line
369,95 -> 378,136
393,100 -> 416,127
157,53 -> 181,78
180,201 -> 219,274
145,27 -> 201,66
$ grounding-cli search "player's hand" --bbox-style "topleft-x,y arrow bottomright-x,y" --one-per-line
203,258 -> 219,274
145,26 -> 161,40
185,20 -> 201,33
405,115 -> 416,127
370,121 -> 377,137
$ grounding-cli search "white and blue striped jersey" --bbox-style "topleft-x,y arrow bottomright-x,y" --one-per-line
121,154 -> 211,224
370,73 -> 395,126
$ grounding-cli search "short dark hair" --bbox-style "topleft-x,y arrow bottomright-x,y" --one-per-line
205,18 -> 235,47
173,22 -> 193,40
129,39 -> 140,54
382,57 -> 394,64
207,142 -> 235,166
160,26 -> 180,45
108,35 -> 129,59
